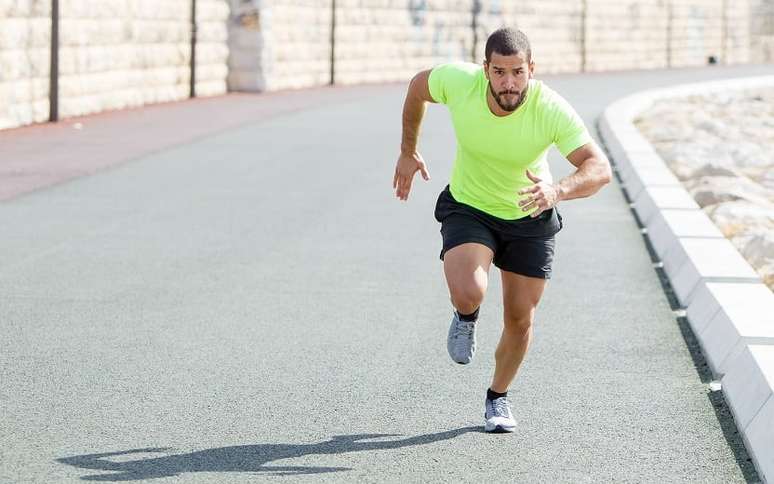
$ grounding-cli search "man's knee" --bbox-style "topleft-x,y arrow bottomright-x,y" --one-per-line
450,280 -> 486,313
503,311 -> 533,335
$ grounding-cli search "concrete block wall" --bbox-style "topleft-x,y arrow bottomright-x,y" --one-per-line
0,0 -> 51,130
196,0 -> 230,96
57,0 -> 190,119
751,0 -> 774,62
57,0 -> 229,119
668,0 -> 722,67
227,0 -> 758,90
2,0 -> 773,130
475,0 -> 583,74
471,0 -> 747,73
228,0 -> 476,89
585,0 -> 670,71
333,0 -> 474,85
0,0 -> 229,130
228,0 -> 332,92
477,0 -> 750,72
724,1 -> 752,64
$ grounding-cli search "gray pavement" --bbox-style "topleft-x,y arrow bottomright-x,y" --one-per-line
2,64 -> 774,483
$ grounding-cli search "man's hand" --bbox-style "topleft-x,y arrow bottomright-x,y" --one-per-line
518,169 -> 561,218
393,151 -> 430,201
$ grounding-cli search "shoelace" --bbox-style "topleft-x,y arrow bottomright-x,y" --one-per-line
453,320 -> 475,340
490,397 -> 511,418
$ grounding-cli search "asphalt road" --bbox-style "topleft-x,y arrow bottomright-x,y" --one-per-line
2,64 -> 774,483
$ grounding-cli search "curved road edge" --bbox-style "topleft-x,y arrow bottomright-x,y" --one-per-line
599,76 -> 774,483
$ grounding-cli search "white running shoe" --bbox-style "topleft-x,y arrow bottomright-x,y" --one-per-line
447,311 -> 476,364
484,396 -> 516,433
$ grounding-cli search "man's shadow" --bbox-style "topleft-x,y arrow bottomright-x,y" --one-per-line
57,427 -> 480,481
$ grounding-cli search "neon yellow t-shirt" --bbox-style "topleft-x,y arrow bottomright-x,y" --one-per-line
428,62 -> 592,220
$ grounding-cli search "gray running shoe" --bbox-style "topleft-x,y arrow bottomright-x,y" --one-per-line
484,396 -> 516,433
447,311 -> 476,364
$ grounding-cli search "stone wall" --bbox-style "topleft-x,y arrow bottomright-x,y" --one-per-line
333,0 -> 473,85
0,0 -> 229,130
227,0 -> 473,90
583,0 -> 749,71
57,0 -> 228,119
229,0 -> 762,92
586,0 -> 670,71
475,1 -> 584,74
228,0 -> 332,92
723,0 -> 752,65
667,0 -> 750,67
751,0 -> 774,62
0,0 -> 51,129
3,0 -> 773,131
196,0 -> 231,95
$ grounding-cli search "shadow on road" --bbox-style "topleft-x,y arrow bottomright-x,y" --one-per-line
57,427 -> 480,481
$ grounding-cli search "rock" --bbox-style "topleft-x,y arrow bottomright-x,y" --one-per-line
642,123 -> 694,143
659,143 -> 734,180
760,261 -> 774,292
759,169 -> 774,193
705,200 -> 774,237
728,141 -> 769,170
663,156 -> 705,180
695,117 -> 727,138
685,175 -> 770,208
689,162 -> 744,179
731,231 -> 756,253
639,88 -> 774,293
739,228 -> 774,268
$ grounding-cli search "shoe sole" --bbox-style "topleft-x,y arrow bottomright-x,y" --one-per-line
484,423 -> 516,433
450,355 -> 473,364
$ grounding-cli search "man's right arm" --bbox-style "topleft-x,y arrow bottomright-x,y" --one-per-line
393,69 -> 436,201
400,70 -> 436,154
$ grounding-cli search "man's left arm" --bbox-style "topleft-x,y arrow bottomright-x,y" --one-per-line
556,142 -> 612,201
519,142 -> 612,217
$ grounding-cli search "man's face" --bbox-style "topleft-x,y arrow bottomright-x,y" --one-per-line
484,51 -> 534,112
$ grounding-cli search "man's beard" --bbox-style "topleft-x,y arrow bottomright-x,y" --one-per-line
489,82 -> 528,112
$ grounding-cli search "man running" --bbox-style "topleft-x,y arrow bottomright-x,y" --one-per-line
392,28 -> 612,433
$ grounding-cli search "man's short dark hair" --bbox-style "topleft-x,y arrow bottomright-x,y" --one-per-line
485,28 -> 531,63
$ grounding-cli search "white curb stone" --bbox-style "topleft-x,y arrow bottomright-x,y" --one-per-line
747,396 -> 774,482
621,162 -> 681,201
662,237 -> 760,306
646,209 -> 724,260
696,284 -> 774,376
601,76 -> 774,484
632,186 -> 700,226
604,125 -> 652,172
686,282 -> 774,334
686,282 -> 752,336
616,148 -> 667,187
723,345 -> 774,432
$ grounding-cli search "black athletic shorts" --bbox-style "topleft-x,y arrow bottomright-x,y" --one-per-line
434,185 -> 563,279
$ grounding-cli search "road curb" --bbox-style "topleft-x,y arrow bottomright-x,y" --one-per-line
599,76 -> 774,483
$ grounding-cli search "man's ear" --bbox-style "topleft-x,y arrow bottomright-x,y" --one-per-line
528,60 -> 536,78
483,60 -> 490,80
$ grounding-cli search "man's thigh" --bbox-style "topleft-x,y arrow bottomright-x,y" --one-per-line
443,243 -> 494,294
500,270 -> 547,321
